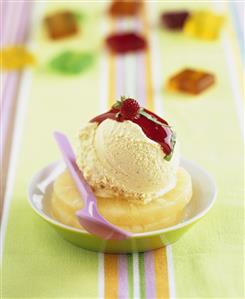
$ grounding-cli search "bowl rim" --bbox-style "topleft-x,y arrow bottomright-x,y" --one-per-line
27,158 -> 217,239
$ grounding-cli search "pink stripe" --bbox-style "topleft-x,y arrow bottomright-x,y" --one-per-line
11,0 -> 26,44
1,72 -> 18,149
118,255 -> 129,299
1,0 -> 26,110
2,0 -> 28,104
16,1 -> 31,44
144,251 -> 156,298
1,1 -> 30,158
0,2 -> 6,44
1,1 -> 10,45
1,1 -> 13,106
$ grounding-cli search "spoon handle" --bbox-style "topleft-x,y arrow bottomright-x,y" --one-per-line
53,131 -> 94,203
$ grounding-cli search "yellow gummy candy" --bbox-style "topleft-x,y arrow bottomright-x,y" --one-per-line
0,46 -> 36,70
184,10 -> 225,41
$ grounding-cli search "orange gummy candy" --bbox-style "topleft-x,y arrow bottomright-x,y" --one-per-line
167,68 -> 215,95
109,0 -> 142,17
44,11 -> 78,40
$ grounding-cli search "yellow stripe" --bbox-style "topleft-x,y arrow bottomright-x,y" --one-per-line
104,254 -> 119,299
141,3 -> 170,298
154,248 -> 169,299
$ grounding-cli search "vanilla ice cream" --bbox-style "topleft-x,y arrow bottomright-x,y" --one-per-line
76,119 -> 179,203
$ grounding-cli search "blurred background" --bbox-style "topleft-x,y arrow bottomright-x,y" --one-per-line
1,1 -> 244,298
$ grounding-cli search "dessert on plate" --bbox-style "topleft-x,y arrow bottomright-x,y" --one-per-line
51,97 -> 192,233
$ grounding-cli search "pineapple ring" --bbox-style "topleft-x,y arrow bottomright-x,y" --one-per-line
51,167 -> 192,233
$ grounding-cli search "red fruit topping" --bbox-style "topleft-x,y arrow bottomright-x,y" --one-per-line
90,98 -> 176,160
105,32 -> 147,54
120,98 -> 140,120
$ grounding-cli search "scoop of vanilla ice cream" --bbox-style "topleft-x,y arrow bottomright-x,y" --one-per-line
76,119 -> 179,203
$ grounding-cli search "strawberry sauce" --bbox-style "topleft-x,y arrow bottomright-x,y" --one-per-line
90,108 -> 174,156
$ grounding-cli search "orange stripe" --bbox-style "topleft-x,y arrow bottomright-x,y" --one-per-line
145,48 -> 154,110
108,53 -> 116,107
104,254 -> 119,299
154,248 -> 169,299
141,3 -> 170,298
108,17 -> 116,108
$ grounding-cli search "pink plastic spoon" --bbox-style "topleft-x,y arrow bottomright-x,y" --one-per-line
54,131 -> 131,240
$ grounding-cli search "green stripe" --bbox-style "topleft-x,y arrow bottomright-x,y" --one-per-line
127,254 -> 134,299
139,253 -> 146,299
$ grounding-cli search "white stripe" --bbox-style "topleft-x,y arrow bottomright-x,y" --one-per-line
125,54 -> 137,98
0,2 -> 45,260
132,252 -> 140,299
98,252 -> 104,299
166,245 -> 176,299
213,1 -> 245,141
147,2 -> 177,298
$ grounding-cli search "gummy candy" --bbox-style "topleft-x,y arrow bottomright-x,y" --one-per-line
49,51 -> 94,74
0,46 -> 36,70
44,11 -> 78,40
161,11 -> 190,30
166,68 -> 215,95
184,10 -> 224,40
109,0 -> 142,17
106,32 -> 147,54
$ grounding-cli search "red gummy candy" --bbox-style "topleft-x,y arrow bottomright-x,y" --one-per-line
161,11 -> 190,30
105,32 -> 147,54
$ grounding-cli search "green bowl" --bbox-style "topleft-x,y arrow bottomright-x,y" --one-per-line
28,158 -> 216,253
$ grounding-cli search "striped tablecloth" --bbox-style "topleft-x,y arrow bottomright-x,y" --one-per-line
1,1 -> 244,298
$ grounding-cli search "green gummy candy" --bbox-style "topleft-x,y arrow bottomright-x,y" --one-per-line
49,51 -> 94,75
74,11 -> 85,22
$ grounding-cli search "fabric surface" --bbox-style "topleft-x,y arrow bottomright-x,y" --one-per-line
1,1 -> 244,298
